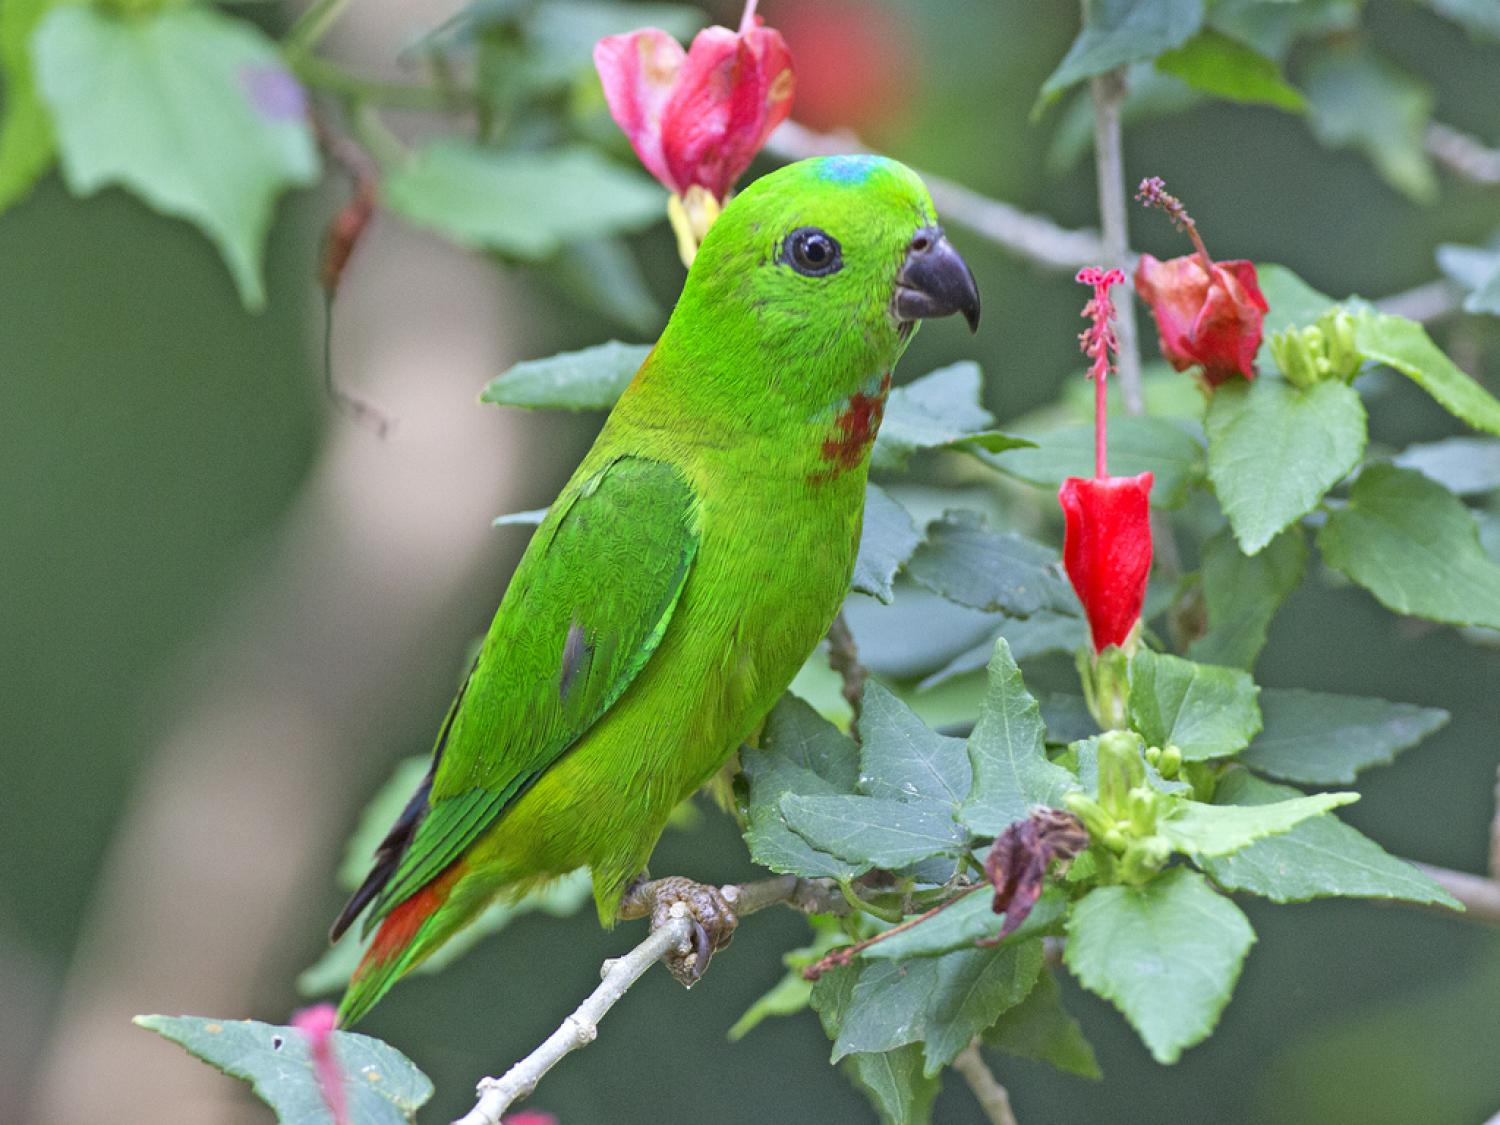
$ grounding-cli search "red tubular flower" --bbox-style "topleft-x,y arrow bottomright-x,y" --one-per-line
1135,253 -> 1269,386
593,1 -> 794,202
1059,473 -> 1154,652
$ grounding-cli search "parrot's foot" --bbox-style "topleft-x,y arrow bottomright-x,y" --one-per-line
618,875 -> 739,988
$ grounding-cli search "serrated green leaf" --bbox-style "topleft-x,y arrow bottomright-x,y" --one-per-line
872,362 -> 1027,471
904,511 -> 1075,616
858,680 -> 972,809
1255,263 -> 1338,338
1302,44 -> 1436,202
961,639 -> 1077,834
832,958 -> 944,1060
918,613 -> 1086,691
1393,437 -> 1500,496
922,940 -> 1045,1075
865,886 -> 1068,961
1205,375 -> 1366,555
984,968 -> 1101,1079
1155,28 -> 1305,110
1200,772 -> 1461,907
743,695 -> 864,879
134,1014 -> 432,1124
845,1044 -> 940,1125
1064,867 -> 1254,1063
1354,313 -> 1500,437
34,6 -> 319,308
853,485 -> 921,604
1318,464 -> 1500,629
1128,648 -> 1262,761
781,793 -> 968,870
982,415 -> 1204,508
1039,0 -> 1206,103
1159,789 -> 1356,857
1188,525 -> 1308,669
1239,688 -> 1449,784
0,0 -> 70,211
384,142 -> 663,259
1435,239 -> 1500,318
481,340 -> 649,410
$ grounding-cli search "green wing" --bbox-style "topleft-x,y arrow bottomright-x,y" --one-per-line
363,455 -> 701,926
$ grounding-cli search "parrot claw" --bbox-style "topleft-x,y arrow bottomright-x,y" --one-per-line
618,875 -> 738,988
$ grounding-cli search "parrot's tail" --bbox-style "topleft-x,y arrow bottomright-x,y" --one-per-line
336,861 -> 467,1027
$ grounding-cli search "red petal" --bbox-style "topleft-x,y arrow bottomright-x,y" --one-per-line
1191,260 -> 1268,385
1058,473 -> 1154,651
594,29 -> 686,192
1134,254 -> 1209,374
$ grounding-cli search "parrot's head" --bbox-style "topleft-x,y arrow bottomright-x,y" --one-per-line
664,154 -> 981,424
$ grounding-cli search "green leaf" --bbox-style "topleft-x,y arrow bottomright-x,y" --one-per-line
1436,238 -> 1500,318
1394,437 -> 1500,496
1188,525 -> 1308,669
1318,464 -> 1500,629
1205,375 -> 1367,555
1154,29 -> 1305,110
960,639 -> 1077,834
332,757 -> 430,891
845,1045 -> 941,1125
481,340 -> 649,410
832,958 -> 944,1060
904,511 -> 1075,617
1200,772 -> 1462,907
781,794 -> 968,870
134,1014 -> 432,1123
982,415 -> 1204,508
984,968 -> 1101,1079
34,6 -> 319,308
922,940 -> 1045,1075
919,613 -> 1086,691
1239,688 -> 1449,785
1064,867 -> 1254,1064
743,695 -> 864,879
539,236 -> 663,335
1353,313 -> 1500,437
1158,789 -> 1357,858
1039,0 -> 1206,104
1128,648 -> 1262,761
1255,263 -> 1338,337
1302,44 -> 1436,202
383,142 -> 663,259
858,680 -> 972,810
872,362 -> 1029,471
865,887 -> 1068,961
0,0 -> 68,211
493,507 -> 549,527
853,485 -> 921,604
728,922 -> 844,1041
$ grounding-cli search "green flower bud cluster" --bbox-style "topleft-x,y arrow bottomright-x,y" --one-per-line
1064,731 -> 1176,885
1269,308 -> 1362,388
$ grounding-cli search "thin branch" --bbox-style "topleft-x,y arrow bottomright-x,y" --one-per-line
1413,863 -> 1500,925
952,1040 -> 1020,1125
454,876 -> 836,1125
825,612 -> 867,731
1089,70 -> 1144,417
766,121 -> 1106,272
1427,122 -> 1500,187
803,882 -> 985,981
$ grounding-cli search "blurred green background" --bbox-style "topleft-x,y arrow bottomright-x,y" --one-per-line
4,1 -> 1499,1122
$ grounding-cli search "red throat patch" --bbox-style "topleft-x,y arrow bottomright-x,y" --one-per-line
816,372 -> 893,477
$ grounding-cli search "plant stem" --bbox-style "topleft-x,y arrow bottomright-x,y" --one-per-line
953,1040 -> 1020,1125
803,882 -> 986,980
826,612 -> 867,732
292,55 -> 476,113
284,0 -> 355,59
1090,69 -> 1144,417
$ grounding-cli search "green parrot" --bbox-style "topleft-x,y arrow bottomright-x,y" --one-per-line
332,154 -> 980,1026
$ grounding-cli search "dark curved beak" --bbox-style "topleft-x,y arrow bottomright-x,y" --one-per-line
893,226 -> 981,333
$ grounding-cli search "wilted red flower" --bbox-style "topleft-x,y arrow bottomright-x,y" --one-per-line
767,0 -> 912,133
1135,253 -> 1268,386
292,1003 -> 347,1125
982,809 -> 1089,944
593,0 -> 794,202
1059,473 -> 1154,652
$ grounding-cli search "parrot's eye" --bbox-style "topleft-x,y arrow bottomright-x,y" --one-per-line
782,227 -> 842,277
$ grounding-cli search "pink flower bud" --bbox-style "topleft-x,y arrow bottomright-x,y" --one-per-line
291,1003 -> 347,1125
1058,473 -> 1155,652
1134,254 -> 1268,386
594,2 -> 794,201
